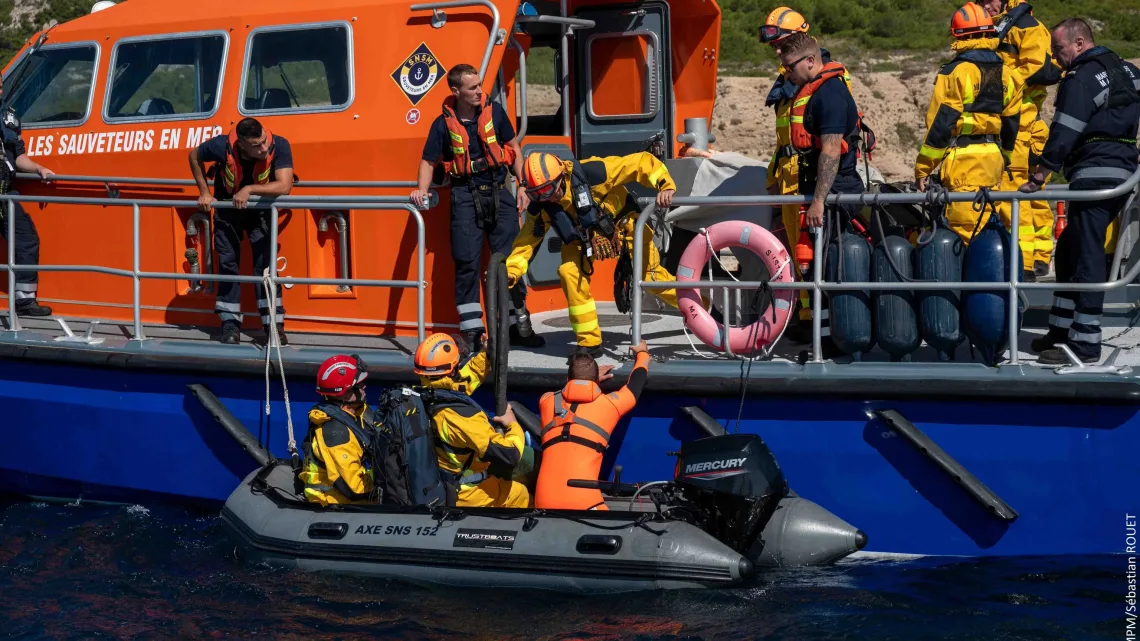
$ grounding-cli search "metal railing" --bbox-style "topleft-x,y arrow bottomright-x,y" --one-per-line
13,172 -> 417,191
411,0 -> 502,82
2,193 -> 428,343
632,168 -> 1140,366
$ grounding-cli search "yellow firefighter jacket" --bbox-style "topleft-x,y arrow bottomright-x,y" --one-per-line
505,153 -> 675,282
915,38 -> 1024,182
300,403 -> 375,506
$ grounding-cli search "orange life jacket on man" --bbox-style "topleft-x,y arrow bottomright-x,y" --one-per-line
440,95 -> 515,178
535,351 -> 651,511
789,61 -> 874,156
222,126 -> 275,193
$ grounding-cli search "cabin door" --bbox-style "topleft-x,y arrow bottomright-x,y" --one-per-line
574,2 -> 672,160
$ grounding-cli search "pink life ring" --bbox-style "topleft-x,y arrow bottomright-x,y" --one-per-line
675,221 -> 796,355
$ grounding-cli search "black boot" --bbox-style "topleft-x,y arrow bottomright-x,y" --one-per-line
1037,346 -> 1098,365
1030,331 -> 1066,353
15,299 -> 51,317
221,321 -> 241,345
1034,260 -> 1050,278
510,323 -> 546,348
1022,270 -> 1037,283
574,344 -> 604,359
264,324 -> 288,346
463,329 -> 486,353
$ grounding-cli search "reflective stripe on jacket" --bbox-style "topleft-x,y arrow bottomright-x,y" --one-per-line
222,126 -> 275,193
535,351 -> 650,510
915,38 -> 1024,180
441,95 -> 514,178
506,153 -> 676,283
300,403 -> 375,506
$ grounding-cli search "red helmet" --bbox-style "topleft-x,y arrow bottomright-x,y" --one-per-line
316,354 -> 368,398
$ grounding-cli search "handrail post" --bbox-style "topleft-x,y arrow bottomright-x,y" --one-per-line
811,222 -> 824,364
5,199 -> 18,332
131,203 -> 145,341
509,37 -> 528,141
631,206 -> 650,344
270,205 -> 280,336
721,286 -> 734,358
1008,199 -> 1020,365
409,204 -> 427,343
409,0 -> 501,82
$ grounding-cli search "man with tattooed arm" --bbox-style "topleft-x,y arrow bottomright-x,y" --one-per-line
776,33 -> 867,358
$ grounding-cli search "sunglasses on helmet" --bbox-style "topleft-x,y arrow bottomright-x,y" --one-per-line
758,24 -> 793,44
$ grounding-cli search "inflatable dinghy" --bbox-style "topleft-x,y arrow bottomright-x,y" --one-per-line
221,434 -> 866,593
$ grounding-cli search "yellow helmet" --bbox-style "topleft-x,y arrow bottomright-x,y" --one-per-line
759,7 -> 810,44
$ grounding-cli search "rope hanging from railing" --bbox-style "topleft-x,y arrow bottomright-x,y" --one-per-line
261,268 -> 297,462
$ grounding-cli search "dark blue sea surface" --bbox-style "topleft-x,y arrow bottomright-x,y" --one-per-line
0,499 -> 1127,640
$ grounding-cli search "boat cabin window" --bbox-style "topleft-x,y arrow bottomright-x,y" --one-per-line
5,43 -> 98,128
240,24 -> 352,115
586,32 -> 657,119
520,44 -> 563,136
104,33 -> 227,122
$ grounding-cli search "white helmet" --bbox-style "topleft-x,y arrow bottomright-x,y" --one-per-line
91,1 -> 116,13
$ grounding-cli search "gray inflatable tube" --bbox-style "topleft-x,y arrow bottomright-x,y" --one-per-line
222,464 -> 866,594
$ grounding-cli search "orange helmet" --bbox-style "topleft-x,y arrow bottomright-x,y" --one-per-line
413,333 -> 461,376
759,7 -> 809,44
950,3 -> 995,38
523,152 -> 565,200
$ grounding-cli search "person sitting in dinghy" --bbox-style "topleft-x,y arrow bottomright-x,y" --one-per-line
414,333 -> 531,508
299,354 -> 377,506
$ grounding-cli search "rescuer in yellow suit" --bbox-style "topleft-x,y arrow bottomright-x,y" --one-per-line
759,7 -> 854,342
507,152 -> 679,356
982,0 -> 1063,279
915,3 -> 1023,246
300,354 -> 376,506
414,333 -> 530,508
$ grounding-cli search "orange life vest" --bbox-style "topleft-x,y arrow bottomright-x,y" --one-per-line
535,379 -> 624,511
790,61 -> 860,155
222,126 -> 275,193
441,95 -> 515,177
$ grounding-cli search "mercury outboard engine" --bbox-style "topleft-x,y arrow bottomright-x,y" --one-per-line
673,434 -> 788,552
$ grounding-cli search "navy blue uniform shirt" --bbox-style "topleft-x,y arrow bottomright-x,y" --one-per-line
802,76 -> 860,180
421,101 -> 515,186
1,109 -> 26,168
1039,46 -> 1140,185
197,134 -> 294,199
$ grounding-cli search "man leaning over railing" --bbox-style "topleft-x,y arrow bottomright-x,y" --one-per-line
189,117 -> 295,345
0,74 -> 56,317
1020,18 -> 1140,364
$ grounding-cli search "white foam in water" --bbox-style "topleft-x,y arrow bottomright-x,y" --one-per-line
126,505 -> 150,517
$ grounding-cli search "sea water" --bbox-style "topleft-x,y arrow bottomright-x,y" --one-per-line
0,500 -> 1126,640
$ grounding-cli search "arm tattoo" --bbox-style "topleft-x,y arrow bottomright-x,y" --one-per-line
813,134 -> 843,207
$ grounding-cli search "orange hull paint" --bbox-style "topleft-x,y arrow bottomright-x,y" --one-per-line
2,0 -> 719,337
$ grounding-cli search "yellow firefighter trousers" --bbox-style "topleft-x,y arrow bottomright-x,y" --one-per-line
775,158 -> 813,322
996,119 -> 1054,268
942,142 -> 1007,245
458,476 -> 531,508
561,218 -> 679,348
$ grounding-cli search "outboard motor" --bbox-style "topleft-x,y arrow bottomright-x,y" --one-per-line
673,434 -> 788,552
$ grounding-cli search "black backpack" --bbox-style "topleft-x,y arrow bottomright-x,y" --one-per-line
371,386 -> 453,507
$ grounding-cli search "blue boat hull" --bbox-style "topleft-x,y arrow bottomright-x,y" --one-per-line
1,358 -> 1135,557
